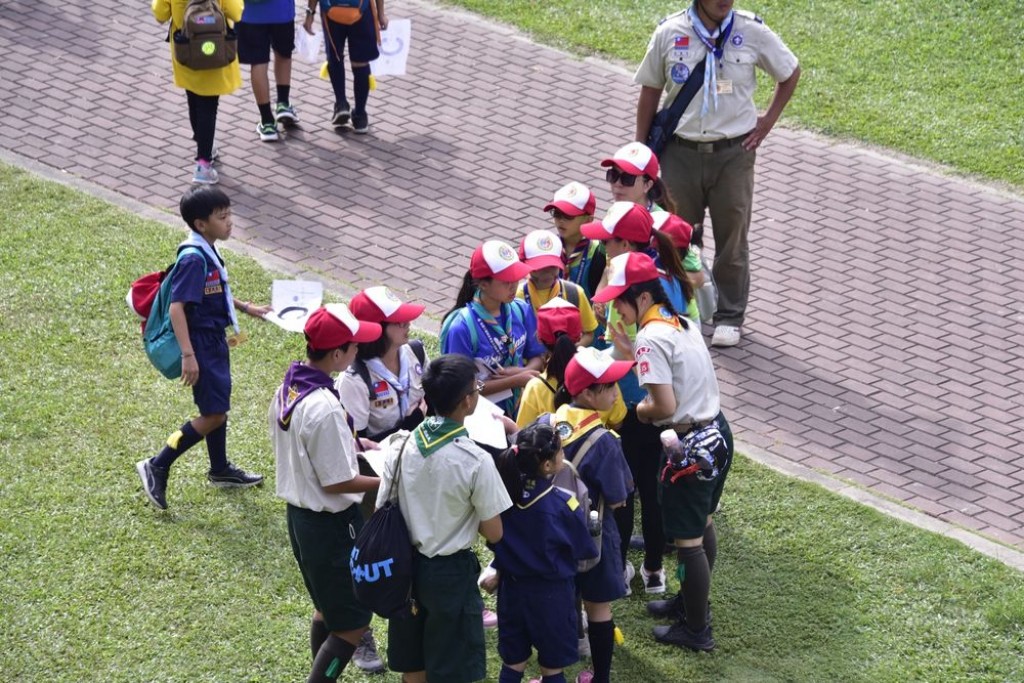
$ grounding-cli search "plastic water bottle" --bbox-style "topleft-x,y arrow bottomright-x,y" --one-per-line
588,510 -> 601,536
660,429 -> 686,465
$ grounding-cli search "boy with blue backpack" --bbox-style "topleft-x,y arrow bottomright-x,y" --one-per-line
136,186 -> 270,510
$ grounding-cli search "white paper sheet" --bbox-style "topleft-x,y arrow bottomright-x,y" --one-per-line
371,19 -> 411,77
263,280 -> 323,333
463,395 -> 509,450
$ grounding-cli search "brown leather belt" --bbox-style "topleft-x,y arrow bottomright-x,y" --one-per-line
674,133 -> 749,154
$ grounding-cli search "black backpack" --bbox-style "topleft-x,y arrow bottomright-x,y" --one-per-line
350,434 -> 417,619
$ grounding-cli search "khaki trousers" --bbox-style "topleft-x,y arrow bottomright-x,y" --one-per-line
660,137 -> 756,327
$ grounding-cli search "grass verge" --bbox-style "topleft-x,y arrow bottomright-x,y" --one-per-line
1,163 -> 1022,681
439,0 -> 1024,188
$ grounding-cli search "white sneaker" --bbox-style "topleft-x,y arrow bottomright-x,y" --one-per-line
623,561 -> 635,596
711,325 -> 741,347
641,566 -> 667,594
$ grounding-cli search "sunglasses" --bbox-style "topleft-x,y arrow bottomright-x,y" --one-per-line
606,167 -> 641,187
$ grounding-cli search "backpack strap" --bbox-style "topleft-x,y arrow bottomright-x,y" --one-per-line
408,339 -> 426,366
352,358 -> 375,401
559,279 -> 580,307
440,307 -> 478,355
571,426 -> 608,522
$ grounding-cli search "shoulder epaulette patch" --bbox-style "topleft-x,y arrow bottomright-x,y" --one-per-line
566,494 -> 580,512
735,9 -> 764,23
658,8 -> 687,25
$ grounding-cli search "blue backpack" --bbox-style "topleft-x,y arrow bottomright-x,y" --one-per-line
439,300 -> 527,359
141,247 -> 205,380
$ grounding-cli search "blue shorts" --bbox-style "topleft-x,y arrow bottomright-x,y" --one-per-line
497,576 -> 578,669
576,519 -> 625,603
322,9 -> 379,63
191,330 -> 230,414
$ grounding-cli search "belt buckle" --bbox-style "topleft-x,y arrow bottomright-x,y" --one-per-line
697,142 -> 714,154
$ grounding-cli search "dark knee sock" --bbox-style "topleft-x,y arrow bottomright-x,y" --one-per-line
541,674 -> 567,683
258,102 -> 275,125
205,420 -> 228,472
152,421 -> 204,469
614,493 -> 634,566
310,618 -> 329,661
352,65 -> 370,114
587,620 -> 614,683
703,523 -> 718,573
327,61 -> 347,108
309,634 -> 356,682
677,546 -> 711,631
277,84 -> 290,105
498,665 -> 524,683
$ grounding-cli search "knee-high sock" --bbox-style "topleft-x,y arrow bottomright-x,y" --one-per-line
152,421 -> 204,469
703,522 -> 718,573
205,420 -> 228,472
498,665 -> 525,683
308,634 -> 356,682
677,546 -> 711,631
310,617 -> 329,661
542,674 -> 567,683
614,493 -> 634,566
353,65 -> 370,114
587,620 -> 614,683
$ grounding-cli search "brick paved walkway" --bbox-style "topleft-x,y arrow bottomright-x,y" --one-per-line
3,1 -> 1023,548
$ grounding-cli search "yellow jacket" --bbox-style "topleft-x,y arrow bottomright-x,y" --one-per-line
153,0 -> 243,96
516,372 -> 627,430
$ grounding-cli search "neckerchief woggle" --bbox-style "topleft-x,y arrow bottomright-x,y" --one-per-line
414,416 -> 467,457
468,293 -> 519,367
687,5 -> 735,117
276,361 -> 338,430
180,230 -> 240,335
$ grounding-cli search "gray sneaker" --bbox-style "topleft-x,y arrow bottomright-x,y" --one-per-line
352,629 -> 385,672
136,458 -> 169,510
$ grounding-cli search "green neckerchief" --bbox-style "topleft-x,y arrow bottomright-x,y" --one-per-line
414,416 -> 467,458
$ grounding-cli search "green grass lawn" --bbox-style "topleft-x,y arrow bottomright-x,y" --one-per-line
1,163 -> 1023,682
441,0 -> 1024,188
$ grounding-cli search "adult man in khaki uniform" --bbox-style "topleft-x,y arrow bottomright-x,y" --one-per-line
634,0 -> 800,347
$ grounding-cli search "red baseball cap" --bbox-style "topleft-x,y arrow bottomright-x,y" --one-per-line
591,252 -> 661,303
543,181 -> 597,217
519,230 -> 565,271
651,211 -> 694,250
564,346 -> 635,396
600,142 -> 660,179
304,303 -> 382,350
349,286 -> 425,324
536,297 -> 583,346
470,240 -> 535,282
580,202 -> 654,243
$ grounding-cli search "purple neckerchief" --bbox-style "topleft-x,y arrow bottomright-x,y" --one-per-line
276,361 -> 339,431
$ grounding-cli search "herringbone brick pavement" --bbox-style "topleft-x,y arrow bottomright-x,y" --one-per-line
2,0 -> 1022,547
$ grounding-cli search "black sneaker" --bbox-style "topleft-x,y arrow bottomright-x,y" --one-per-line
207,462 -> 263,488
136,458 -> 169,510
332,105 -> 351,128
647,595 -> 685,620
352,111 -> 369,134
652,622 -> 715,652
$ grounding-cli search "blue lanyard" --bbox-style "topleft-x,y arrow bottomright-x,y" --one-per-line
688,6 -> 734,117
469,297 -> 517,365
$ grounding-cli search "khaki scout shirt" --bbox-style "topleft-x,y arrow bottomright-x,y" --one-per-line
634,9 -> 798,142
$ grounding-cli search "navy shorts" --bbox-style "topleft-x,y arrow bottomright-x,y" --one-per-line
576,517 -> 626,603
322,9 -> 379,64
191,330 -> 230,414
497,576 -> 578,669
236,21 -> 295,64
387,550 -> 486,683
660,412 -> 734,541
287,504 -> 373,633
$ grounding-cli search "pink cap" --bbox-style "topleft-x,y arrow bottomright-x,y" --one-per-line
580,202 -> 654,243
543,181 -> 597,217
304,303 -> 383,350
651,211 -> 694,250
470,240 -> 535,282
536,297 -> 583,345
600,142 -> 660,179
591,252 -> 661,303
349,286 -> 425,324
564,346 -> 635,396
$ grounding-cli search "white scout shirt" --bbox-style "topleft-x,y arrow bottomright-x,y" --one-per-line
634,9 -> 799,141
376,426 -> 512,558
635,312 -> 721,426
271,387 -> 364,513
337,344 -> 426,438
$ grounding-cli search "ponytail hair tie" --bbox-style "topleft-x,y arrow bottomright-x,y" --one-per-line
511,444 -> 519,455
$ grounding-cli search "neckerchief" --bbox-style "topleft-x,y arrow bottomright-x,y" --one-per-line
517,477 -> 554,508
523,279 -> 564,310
414,416 -> 467,458
688,5 -> 735,117
639,304 -> 684,332
276,361 -> 338,431
553,404 -> 603,447
180,231 -> 240,334
468,293 -> 518,366
366,353 -> 411,416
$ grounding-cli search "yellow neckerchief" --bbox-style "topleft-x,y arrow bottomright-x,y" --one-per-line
523,278 -> 564,310
553,404 -> 604,447
639,304 -> 683,331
